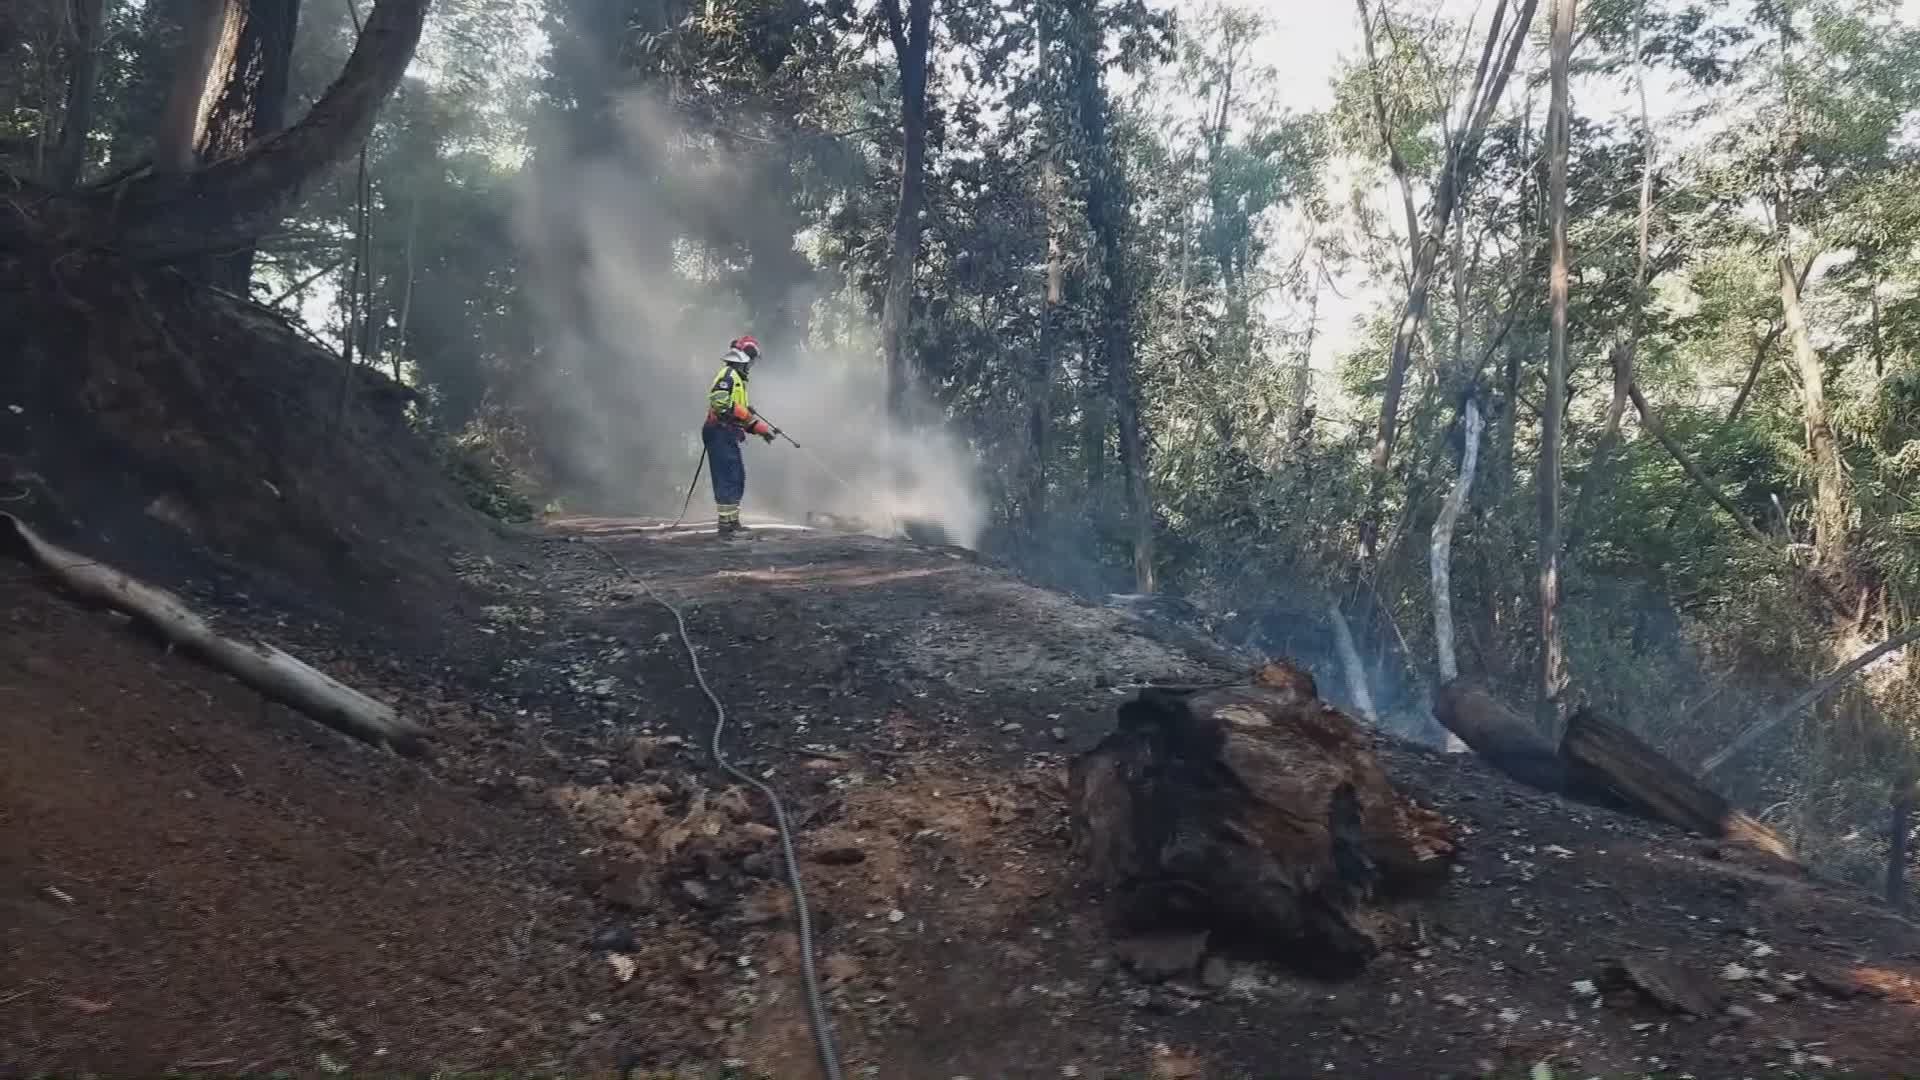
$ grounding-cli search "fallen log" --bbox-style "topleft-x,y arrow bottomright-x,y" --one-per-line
1562,709 -> 1793,863
1434,683 -> 1570,795
2,513 -> 426,754
1433,682 -> 1794,865
1069,661 -> 1456,978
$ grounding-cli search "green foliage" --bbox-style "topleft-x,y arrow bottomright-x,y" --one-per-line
438,427 -> 537,523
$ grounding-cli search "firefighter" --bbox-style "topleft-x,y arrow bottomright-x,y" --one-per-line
703,334 -> 774,537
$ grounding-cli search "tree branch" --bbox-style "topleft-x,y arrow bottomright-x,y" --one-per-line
1628,380 -> 1767,543
103,0 -> 429,262
1701,623 -> 1920,776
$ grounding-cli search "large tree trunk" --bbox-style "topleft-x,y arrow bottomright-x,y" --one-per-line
154,0 -> 236,175
1537,0 -> 1574,732
1070,665 -> 1456,978
26,0 -> 431,263
49,0 -> 106,188
1069,0 -> 1154,592
880,0 -> 933,423
192,0 -> 302,290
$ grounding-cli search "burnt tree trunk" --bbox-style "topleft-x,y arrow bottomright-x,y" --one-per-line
1888,775 -> 1916,914
1070,665 -> 1456,977
4,0 -> 427,264
1562,709 -> 1794,863
193,0 -> 302,290
1434,683 -> 1569,795
1436,685 -> 1796,866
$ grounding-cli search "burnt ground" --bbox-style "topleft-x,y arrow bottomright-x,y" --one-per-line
6,515 -> 1920,1078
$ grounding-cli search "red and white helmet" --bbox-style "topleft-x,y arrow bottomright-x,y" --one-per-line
728,334 -> 760,364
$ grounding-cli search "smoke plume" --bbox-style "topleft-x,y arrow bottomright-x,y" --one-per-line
513,94 -> 986,548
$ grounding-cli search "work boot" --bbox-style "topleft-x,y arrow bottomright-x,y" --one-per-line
717,519 -> 751,539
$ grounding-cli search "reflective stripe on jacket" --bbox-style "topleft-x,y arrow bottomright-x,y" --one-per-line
706,365 -> 770,436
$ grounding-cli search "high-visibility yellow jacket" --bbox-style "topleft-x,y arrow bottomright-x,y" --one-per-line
706,364 -> 771,437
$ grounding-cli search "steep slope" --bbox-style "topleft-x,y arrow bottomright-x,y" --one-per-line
5,517 -> 1919,1077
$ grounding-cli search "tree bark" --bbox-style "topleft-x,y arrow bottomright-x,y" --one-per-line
154,0 -> 236,174
1432,398 -> 1484,684
880,0 -> 933,424
1538,0 -> 1575,732
50,0 -> 106,188
193,0 -> 303,289
1069,0 -> 1154,592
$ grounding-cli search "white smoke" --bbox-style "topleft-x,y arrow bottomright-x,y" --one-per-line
512,94 -> 987,548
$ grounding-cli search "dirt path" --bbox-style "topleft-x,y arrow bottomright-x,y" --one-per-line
6,517 -> 1920,1077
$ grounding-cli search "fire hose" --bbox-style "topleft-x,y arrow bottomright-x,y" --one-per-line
585,540 -> 844,1080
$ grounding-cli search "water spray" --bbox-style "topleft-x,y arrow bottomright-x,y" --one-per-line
751,407 -> 904,535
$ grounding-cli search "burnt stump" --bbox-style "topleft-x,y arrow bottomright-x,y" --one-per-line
1068,663 -> 1456,977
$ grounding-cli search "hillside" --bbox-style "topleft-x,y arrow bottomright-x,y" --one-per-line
6,516 -> 1919,1077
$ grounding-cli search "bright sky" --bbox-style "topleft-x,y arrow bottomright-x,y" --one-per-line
1223,0 -> 1920,389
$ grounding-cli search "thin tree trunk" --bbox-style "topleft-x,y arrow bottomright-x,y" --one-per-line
1723,322 -> 1784,428
1628,381 -> 1768,543
1567,7 -> 1651,556
1889,773 -> 1916,914
394,193 -> 418,383
50,0 -> 105,188
1027,1 -> 1059,536
1537,0 -> 1576,732
1352,0 -> 1540,567
342,147 -> 369,366
880,0 -> 933,423
1029,152 -> 1061,534
1432,398 -> 1484,684
1068,0 -> 1154,592
1776,234 -> 1849,571
155,0 -> 235,174
1701,623 -> 1920,776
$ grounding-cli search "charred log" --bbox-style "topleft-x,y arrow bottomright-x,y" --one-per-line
1561,708 -> 1794,863
1435,683 -> 1795,866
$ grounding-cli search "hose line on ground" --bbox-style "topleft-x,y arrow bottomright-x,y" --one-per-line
584,540 -> 844,1080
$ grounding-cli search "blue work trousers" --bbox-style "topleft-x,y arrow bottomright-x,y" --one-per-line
703,423 -> 746,517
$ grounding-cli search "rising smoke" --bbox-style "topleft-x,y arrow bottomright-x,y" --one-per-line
513,95 -> 986,548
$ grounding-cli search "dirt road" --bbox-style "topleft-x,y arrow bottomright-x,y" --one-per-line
6,517 -> 1920,1076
